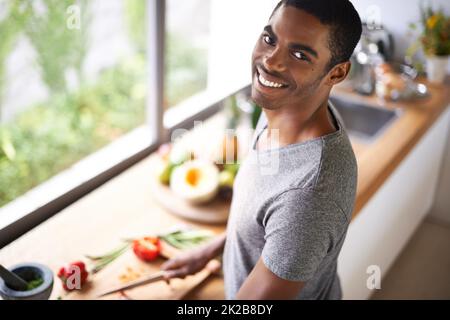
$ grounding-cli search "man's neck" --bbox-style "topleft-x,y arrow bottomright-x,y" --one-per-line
258,99 -> 337,150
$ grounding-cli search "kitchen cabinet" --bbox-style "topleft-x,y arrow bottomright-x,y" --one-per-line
430,122 -> 450,224
338,105 -> 450,299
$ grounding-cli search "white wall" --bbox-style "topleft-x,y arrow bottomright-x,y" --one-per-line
207,0 -> 279,96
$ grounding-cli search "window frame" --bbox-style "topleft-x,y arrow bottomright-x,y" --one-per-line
0,0 -> 247,247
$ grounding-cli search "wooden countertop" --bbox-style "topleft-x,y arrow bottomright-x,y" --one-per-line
0,78 -> 448,300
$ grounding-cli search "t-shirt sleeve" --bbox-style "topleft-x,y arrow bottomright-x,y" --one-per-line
261,188 -> 348,282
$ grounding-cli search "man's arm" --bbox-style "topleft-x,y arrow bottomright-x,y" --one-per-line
236,258 -> 305,299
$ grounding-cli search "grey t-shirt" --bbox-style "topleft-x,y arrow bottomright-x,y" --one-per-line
222,102 -> 358,300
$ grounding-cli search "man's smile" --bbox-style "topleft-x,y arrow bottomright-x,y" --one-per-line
254,66 -> 290,97
258,73 -> 284,88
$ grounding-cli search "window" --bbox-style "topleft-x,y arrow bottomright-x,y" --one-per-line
0,0 -> 151,209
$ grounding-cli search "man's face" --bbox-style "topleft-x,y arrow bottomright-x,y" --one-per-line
251,5 -> 333,110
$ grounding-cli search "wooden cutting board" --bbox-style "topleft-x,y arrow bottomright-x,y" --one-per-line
59,241 -> 221,300
148,157 -> 231,224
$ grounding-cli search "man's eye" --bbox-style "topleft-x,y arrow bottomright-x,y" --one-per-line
262,35 -> 275,46
293,51 -> 308,61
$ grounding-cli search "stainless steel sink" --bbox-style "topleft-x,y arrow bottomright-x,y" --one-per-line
330,96 -> 402,143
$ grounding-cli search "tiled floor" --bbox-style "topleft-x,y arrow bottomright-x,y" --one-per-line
371,218 -> 450,300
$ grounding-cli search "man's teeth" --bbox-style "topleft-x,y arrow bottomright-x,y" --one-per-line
258,73 -> 285,88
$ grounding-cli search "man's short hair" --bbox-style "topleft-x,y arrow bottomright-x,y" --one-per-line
271,0 -> 362,71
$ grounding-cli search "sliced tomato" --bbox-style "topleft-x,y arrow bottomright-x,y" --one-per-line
132,237 -> 161,261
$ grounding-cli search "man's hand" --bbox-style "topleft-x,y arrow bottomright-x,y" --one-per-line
236,258 -> 305,299
160,245 -> 212,279
160,232 -> 226,280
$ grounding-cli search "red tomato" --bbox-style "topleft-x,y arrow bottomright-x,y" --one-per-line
132,237 -> 161,261
57,261 -> 89,291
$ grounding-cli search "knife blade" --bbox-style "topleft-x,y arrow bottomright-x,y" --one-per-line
96,270 -> 167,297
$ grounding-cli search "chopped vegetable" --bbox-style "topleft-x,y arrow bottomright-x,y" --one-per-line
118,266 -> 144,283
26,277 -> 44,290
57,261 -> 89,291
132,237 -> 161,261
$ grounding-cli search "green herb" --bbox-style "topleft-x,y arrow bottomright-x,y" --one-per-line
26,277 -> 44,290
159,229 -> 213,250
85,242 -> 131,274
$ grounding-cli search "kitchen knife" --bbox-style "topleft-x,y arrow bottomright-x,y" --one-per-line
96,270 -> 166,297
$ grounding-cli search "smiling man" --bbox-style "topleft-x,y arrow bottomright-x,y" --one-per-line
162,0 -> 362,300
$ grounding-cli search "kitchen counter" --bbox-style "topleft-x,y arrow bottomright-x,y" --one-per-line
332,78 -> 449,218
0,77 -> 448,300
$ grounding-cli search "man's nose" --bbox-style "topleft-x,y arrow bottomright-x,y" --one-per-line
263,47 -> 287,73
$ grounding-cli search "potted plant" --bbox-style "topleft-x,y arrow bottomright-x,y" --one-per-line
407,5 -> 450,84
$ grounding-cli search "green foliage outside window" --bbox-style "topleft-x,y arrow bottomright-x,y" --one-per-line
0,0 -> 208,207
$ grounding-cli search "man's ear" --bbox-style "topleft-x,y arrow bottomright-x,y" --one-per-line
326,61 -> 351,86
